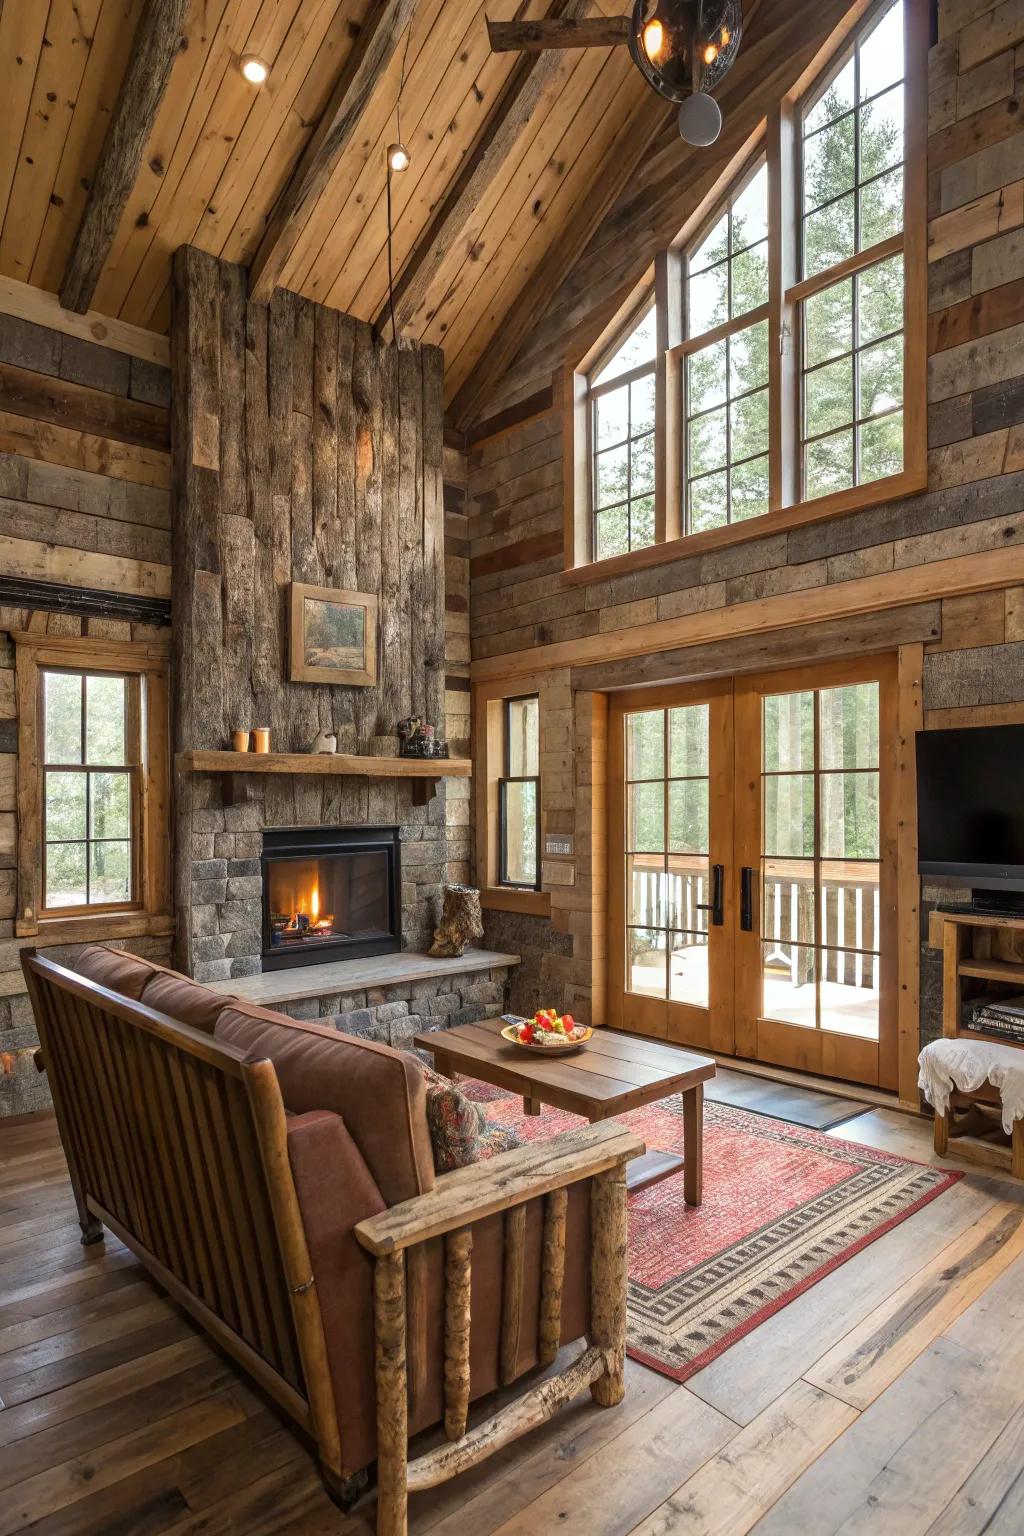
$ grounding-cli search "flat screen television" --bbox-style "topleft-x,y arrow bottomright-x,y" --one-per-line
917,724 -> 1024,892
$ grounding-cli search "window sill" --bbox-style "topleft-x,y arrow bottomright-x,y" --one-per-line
481,886 -> 552,918
563,466 -> 927,588
20,911 -> 175,944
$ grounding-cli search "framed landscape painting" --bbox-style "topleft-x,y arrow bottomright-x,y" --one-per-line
288,583 -> 378,686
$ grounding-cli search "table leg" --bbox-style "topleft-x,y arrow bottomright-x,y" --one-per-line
523,1097 -> 541,1116
433,1053 -> 453,1080
683,1083 -> 703,1206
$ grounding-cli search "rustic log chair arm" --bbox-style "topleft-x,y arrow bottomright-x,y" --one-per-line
355,1121 -> 645,1536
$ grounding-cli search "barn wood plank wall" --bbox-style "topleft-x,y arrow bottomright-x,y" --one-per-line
0,295 -> 173,1117
469,0 -> 1024,1057
171,246 -> 456,979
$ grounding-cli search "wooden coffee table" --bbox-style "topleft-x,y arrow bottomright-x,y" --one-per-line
416,1018 -> 715,1203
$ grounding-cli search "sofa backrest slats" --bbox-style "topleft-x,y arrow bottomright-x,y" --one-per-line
22,952 -> 316,1413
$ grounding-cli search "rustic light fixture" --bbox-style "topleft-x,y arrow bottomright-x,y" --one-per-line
387,142 -> 411,173
485,0 -> 741,147
239,54 -> 269,84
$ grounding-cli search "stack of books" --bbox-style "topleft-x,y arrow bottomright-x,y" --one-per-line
966,993 -> 1024,1044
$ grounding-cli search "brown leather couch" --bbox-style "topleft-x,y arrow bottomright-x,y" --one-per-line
23,944 -> 643,1535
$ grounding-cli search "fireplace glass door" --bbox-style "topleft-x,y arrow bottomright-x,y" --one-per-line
261,827 -> 400,969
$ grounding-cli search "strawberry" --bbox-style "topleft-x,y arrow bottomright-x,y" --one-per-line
539,1016 -> 554,1030
562,1014 -> 575,1028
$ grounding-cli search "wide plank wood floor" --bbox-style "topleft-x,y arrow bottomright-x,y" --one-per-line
2,1102 -> 1023,1534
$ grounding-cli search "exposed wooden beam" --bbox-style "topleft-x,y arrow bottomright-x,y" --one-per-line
378,0 -> 589,337
448,86 -> 672,431
249,0 -> 419,305
486,16 -> 630,51
59,0 -> 189,315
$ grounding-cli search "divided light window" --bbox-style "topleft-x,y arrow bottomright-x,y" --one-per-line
800,0 -> 906,497
573,0 -> 920,568
587,304 -> 657,561
684,161 -> 770,533
42,671 -> 139,911
499,695 -> 540,889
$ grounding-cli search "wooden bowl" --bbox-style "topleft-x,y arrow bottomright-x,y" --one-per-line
500,1023 -> 593,1056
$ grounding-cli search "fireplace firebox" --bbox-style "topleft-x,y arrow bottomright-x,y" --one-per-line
261,827 -> 401,971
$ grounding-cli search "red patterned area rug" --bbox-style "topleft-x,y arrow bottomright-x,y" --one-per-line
467,1085 -> 962,1384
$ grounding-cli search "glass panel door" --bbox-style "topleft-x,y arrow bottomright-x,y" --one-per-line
609,680 -> 734,1051
735,656 -> 897,1089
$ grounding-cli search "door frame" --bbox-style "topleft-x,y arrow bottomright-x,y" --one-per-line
607,678 -> 735,1052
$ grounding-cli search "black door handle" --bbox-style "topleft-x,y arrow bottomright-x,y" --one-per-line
693,864 -> 724,926
740,866 -> 755,932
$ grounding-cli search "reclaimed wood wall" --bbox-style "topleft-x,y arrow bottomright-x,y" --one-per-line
469,0 -> 1024,1046
0,291 -> 173,1117
171,245 -> 450,977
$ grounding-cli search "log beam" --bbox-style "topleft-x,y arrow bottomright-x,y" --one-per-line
538,1187 -> 568,1366
60,0 -> 189,315
589,1164 -> 628,1408
249,0 -> 418,304
487,15 -> 630,51
378,0 -> 588,337
374,1250 -> 409,1536
444,1228 -> 473,1441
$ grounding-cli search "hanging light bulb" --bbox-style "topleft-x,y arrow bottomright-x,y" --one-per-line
387,141 -> 410,173
642,17 -> 664,57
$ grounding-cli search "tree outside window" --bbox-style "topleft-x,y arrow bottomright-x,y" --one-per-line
499,695 -> 540,889
587,306 -> 658,560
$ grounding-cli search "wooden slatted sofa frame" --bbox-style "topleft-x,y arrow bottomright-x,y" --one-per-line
22,949 -> 644,1536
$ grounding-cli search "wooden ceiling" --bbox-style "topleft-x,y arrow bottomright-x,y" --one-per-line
0,0 -> 654,417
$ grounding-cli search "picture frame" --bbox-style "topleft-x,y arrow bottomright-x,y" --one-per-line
288,583 -> 378,687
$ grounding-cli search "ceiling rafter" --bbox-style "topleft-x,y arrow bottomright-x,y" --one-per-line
249,0 -> 420,305
447,84 -> 672,431
59,0 -> 190,316
375,0 -> 592,338
486,15 -> 631,51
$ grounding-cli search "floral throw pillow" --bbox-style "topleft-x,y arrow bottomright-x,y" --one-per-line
418,1063 -> 523,1173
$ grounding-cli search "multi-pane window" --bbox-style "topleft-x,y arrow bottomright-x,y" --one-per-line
42,671 -> 137,911
499,695 -> 540,889
625,704 -> 711,1006
588,305 -> 657,560
684,163 -> 770,534
759,682 -> 881,1039
573,0 -> 920,567
800,0 -> 905,497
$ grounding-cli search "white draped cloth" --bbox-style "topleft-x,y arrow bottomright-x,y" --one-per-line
918,1037 -> 1024,1135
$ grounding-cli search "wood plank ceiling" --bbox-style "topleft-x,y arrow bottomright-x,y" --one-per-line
0,0 -> 651,415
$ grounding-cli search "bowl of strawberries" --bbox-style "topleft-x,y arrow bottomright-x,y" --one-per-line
500,1010 -> 593,1055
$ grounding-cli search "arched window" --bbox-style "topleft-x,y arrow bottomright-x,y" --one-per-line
586,302 -> 658,561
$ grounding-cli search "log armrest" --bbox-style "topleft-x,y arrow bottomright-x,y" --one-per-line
354,1121 -> 645,1535
354,1121 -> 645,1257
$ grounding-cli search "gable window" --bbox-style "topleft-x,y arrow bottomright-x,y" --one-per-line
799,1 -> 906,498
42,671 -> 138,911
586,305 -> 657,560
499,695 -> 540,889
566,0 -> 924,573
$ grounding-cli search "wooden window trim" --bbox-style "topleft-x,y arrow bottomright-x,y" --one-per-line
563,0 -> 927,583
498,694 -> 542,891
474,675 -> 551,918
14,632 -> 171,940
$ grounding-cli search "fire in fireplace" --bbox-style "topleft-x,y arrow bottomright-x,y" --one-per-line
261,827 -> 401,970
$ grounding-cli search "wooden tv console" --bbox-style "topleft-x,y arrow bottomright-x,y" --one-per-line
929,909 -> 1024,1179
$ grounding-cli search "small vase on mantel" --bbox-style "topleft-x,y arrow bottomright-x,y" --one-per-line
252,728 -> 271,754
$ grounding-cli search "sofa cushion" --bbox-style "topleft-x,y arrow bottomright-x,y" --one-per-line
215,1005 -> 434,1205
74,944 -> 172,1001
141,972 -> 232,1035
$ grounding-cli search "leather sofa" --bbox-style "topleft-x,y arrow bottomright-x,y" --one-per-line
23,943 -> 643,1535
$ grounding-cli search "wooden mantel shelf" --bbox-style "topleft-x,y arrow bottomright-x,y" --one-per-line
175,750 -> 470,805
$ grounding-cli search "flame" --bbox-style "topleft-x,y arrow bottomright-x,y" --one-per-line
311,886 -> 319,922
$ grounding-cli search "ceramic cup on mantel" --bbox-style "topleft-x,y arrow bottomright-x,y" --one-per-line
252,728 -> 271,754
231,730 -> 250,753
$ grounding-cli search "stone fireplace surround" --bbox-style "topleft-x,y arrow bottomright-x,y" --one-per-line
170,249 -> 518,1048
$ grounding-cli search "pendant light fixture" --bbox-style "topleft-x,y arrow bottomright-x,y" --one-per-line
627,0 -> 741,143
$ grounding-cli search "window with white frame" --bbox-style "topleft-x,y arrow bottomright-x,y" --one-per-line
586,304 -> 657,561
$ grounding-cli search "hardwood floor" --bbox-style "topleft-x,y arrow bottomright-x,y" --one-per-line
2,1105 -> 1023,1535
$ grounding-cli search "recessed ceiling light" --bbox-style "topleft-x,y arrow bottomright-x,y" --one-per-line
240,55 -> 269,85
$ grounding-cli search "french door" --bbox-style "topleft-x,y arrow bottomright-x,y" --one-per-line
608,656 -> 898,1090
